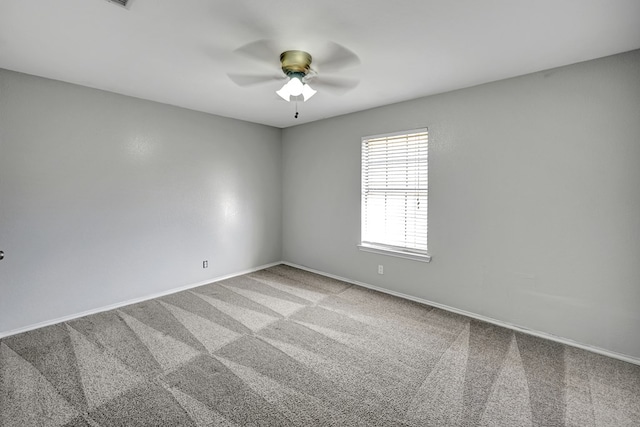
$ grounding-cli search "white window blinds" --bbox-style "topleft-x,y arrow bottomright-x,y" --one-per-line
361,129 -> 428,255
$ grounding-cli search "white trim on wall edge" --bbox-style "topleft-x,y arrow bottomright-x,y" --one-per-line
283,261 -> 640,366
0,261 -> 283,339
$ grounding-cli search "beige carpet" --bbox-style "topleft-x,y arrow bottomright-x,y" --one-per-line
1,264 -> 639,426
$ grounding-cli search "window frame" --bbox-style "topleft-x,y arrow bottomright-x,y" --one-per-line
358,128 -> 431,262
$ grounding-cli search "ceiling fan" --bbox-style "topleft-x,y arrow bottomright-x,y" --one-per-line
228,40 -> 360,104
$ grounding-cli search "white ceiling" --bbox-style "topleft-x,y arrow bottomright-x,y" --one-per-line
1,0 -> 639,128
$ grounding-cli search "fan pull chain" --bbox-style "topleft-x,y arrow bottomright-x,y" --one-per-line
294,99 -> 299,119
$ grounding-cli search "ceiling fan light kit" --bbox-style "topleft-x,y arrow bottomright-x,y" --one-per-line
276,75 -> 317,102
276,50 -> 317,102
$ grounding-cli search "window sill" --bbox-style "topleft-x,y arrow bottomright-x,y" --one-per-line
357,244 -> 432,262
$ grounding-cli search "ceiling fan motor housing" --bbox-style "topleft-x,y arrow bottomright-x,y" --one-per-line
280,50 -> 312,76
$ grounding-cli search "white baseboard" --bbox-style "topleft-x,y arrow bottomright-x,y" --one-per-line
0,261 -> 283,339
283,261 -> 640,366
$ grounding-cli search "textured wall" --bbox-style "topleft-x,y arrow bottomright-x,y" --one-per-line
282,50 -> 640,358
0,69 -> 282,334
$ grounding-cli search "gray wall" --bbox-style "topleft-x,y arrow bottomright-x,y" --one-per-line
0,69 -> 282,334
282,50 -> 640,359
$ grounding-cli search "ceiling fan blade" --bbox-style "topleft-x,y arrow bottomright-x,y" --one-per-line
227,73 -> 283,87
311,76 -> 359,94
315,42 -> 360,73
233,39 -> 280,66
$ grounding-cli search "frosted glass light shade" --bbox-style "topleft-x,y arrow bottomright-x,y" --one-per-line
276,83 -> 291,101
302,83 -> 317,101
288,77 -> 303,96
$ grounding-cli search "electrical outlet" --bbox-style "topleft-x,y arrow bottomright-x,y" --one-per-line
203,260 -> 208,268
378,265 -> 384,274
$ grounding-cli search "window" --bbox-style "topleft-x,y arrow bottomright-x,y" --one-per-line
359,128 -> 430,262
